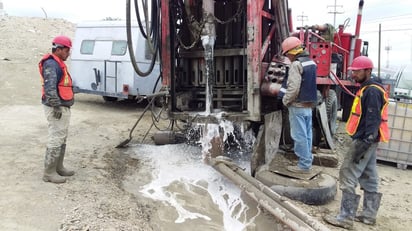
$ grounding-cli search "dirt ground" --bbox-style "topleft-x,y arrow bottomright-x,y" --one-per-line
1,16 -> 412,231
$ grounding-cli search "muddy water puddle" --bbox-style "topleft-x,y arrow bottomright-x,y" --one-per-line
123,144 -> 281,231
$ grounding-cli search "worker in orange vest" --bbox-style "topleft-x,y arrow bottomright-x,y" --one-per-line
39,35 -> 75,184
324,56 -> 390,229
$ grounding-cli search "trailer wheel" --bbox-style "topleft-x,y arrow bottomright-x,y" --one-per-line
103,96 -> 118,102
326,89 -> 338,135
255,171 -> 337,205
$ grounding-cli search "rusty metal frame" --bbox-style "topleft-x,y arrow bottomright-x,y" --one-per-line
161,0 -> 288,121
160,0 -> 171,87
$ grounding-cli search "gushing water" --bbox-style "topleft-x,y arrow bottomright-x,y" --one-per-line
203,39 -> 215,114
125,17 -> 261,229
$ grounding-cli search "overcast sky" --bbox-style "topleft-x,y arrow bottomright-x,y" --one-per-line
2,0 -> 412,69
288,0 -> 412,70
1,0 -> 125,21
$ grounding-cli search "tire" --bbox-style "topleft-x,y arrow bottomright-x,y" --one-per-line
313,90 -> 323,146
312,118 -> 322,147
255,171 -> 337,205
341,92 -> 354,122
326,89 -> 338,135
316,90 -> 323,106
102,96 -> 118,102
280,108 -> 293,145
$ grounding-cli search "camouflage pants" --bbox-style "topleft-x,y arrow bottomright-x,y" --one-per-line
43,105 -> 71,149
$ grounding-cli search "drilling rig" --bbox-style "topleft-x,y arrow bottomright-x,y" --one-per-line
121,0 -> 368,229
149,0 -> 366,150
123,0 -> 367,163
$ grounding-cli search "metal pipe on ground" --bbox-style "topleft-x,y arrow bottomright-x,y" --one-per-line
234,164 -> 331,231
210,158 -> 330,231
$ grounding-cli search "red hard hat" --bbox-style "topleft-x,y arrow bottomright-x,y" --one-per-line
348,56 -> 373,70
281,37 -> 302,55
52,35 -> 72,48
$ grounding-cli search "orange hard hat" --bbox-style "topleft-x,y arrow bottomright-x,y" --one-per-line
281,37 -> 302,55
52,35 -> 72,48
348,56 -> 373,70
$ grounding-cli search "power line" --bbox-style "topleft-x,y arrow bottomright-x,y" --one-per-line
327,0 -> 344,29
364,14 -> 412,23
362,28 -> 412,34
297,11 -> 308,27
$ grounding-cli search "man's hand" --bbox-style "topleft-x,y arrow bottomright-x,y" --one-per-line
353,139 -> 371,164
52,107 -> 62,119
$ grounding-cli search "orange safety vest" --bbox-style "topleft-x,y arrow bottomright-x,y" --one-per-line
39,54 -> 73,101
346,84 -> 390,142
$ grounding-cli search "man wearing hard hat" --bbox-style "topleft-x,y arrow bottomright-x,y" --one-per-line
324,56 -> 390,229
280,36 -> 317,174
39,35 -> 75,184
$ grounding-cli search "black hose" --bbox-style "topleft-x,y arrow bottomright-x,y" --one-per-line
152,74 -> 161,94
126,0 -> 159,77
134,0 -> 148,38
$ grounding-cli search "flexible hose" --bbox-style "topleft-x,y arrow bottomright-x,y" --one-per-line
329,71 -> 356,98
126,0 -> 159,77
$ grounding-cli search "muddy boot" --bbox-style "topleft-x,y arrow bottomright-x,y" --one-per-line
355,192 -> 382,225
56,144 -> 75,176
324,191 -> 360,230
43,147 -> 66,184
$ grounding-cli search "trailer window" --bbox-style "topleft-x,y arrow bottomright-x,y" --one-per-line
80,40 -> 95,55
111,40 -> 127,56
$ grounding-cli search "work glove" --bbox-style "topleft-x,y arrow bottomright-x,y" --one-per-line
352,139 -> 372,164
52,106 -> 62,120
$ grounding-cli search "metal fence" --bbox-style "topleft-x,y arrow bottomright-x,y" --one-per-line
377,98 -> 412,169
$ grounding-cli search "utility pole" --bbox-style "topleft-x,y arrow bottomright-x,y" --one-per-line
327,0 -> 344,29
378,24 -> 381,78
297,12 -> 308,28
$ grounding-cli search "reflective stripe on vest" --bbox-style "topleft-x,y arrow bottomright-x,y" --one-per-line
39,54 -> 73,101
345,84 -> 390,142
296,56 -> 317,103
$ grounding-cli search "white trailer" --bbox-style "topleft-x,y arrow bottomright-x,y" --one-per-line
70,20 -> 160,101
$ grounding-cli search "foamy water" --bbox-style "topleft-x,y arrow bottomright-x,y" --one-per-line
127,143 -> 260,230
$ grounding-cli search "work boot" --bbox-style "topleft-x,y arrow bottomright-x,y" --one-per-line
56,144 -> 75,176
43,147 -> 66,184
286,165 -> 311,174
324,191 -> 360,230
355,191 -> 382,225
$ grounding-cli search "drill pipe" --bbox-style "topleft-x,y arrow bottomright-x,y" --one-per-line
210,158 -> 330,231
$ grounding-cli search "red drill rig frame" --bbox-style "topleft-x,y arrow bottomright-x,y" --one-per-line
158,0 -> 366,125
